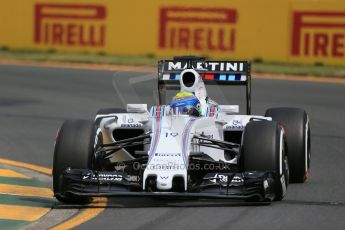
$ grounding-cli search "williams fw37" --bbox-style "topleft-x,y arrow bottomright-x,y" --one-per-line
53,56 -> 311,203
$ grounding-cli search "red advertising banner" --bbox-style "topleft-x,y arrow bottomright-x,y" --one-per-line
159,7 -> 237,52
291,11 -> 345,58
34,3 -> 106,47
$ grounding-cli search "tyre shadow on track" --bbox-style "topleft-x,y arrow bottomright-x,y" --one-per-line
53,198 -> 345,209
282,200 -> 345,207
53,197 -> 271,209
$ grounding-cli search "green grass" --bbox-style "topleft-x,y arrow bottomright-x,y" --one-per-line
0,176 -> 50,188
0,48 -> 156,66
1,48 -> 345,77
252,61 -> 345,78
0,220 -> 29,230
0,194 -> 54,208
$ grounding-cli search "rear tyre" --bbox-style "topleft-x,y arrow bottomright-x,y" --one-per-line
53,119 -> 96,204
265,107 -> 310,183
242,121 -> 288,201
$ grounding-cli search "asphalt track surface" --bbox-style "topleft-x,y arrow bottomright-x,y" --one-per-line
0,64 -> 344,230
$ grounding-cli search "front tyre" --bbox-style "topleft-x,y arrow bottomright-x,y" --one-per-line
53,119 -> 96,204
242,121 -> 288,201
265,107 -> 311,183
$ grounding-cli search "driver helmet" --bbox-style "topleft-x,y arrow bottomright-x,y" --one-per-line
170,92 -> 202,116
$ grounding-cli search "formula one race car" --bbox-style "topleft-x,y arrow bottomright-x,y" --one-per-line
53,56 -> 311,203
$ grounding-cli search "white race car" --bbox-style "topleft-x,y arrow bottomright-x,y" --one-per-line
53,56 -> 311,203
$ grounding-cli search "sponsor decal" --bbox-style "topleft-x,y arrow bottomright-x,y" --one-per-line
120,123 -> 142,128
34,3 -> 106,47
209,173 -> 227,183
209,173 -> 244,184
231,176 -> 244,183
164,61 -> 245,72
159,7 -> 237,52
160,176 -> 169,180
119,117 -> 142,127
155,153 -> 181,157
291,11 -> 345,58
225,120 -> 244,130
165,132 -> 179,138
147,164 -> 181,170
82,172 -> 123,182
126,175 -> 140,182
82,174 -> 91,180
232,120 -> 241,126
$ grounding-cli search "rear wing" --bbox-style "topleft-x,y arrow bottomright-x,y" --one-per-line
157,57 -> 252,114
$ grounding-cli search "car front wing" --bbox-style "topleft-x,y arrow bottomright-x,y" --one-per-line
56,169 -> 277,202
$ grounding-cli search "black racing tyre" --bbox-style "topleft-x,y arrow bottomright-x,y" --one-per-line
53,119 -> 96,204
265,107 -> 310,183
242,121 -> 288,201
